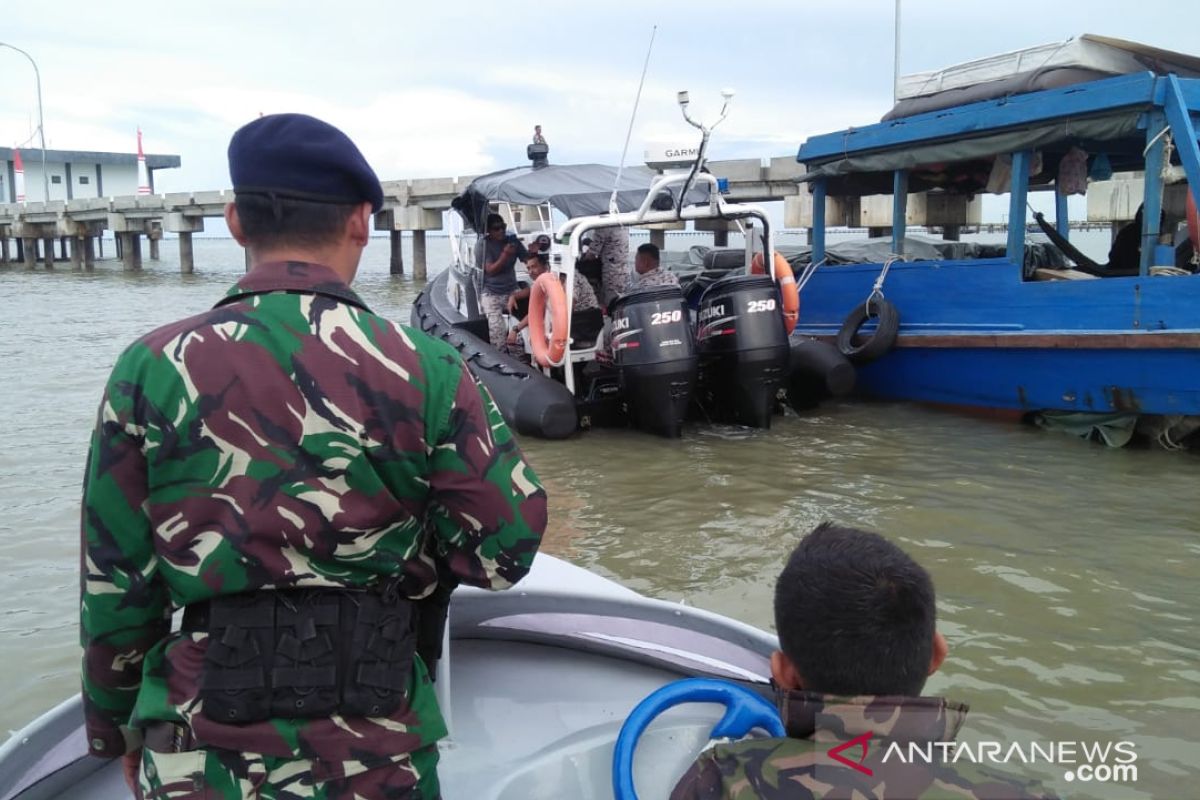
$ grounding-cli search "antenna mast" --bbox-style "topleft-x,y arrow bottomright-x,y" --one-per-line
610,25 -> 657,215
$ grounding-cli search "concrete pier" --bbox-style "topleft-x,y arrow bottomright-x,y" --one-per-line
42,237 -> 55,269
390,230 -> 404,275
412,230 -> 427,280
70,236 -> 84,270
1,237 -> 8,264
118,232 -> 142,270
84,236 -> 96,270
22,238 -> 35,268
649,229 -> 666,249
165,212 -> 204,274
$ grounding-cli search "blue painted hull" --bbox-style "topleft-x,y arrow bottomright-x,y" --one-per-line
792,257 -> 1200,414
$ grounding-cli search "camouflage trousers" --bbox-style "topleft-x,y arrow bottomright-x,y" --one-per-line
138,744 -> 439,799
479,292 -> 511,352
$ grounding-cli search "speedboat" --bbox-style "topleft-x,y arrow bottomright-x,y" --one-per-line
412,93 -> 854,440
0,554 -> 781,800
787,35 -> 1200,449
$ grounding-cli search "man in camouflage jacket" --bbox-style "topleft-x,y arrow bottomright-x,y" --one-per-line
80,114 -> 547,799
670,524 -> 1054,800
630,242 -> 680,291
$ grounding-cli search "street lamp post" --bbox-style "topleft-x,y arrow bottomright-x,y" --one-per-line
0,42 -> 48,202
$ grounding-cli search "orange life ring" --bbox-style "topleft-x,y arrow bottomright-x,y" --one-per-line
1187,187 -> 1200,254
528,271 -> 568,367
751,251 -> 800,334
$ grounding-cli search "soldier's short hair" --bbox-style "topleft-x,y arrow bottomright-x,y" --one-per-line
636,243 -> 660,262
234,193 -> 359,250
775,522 -> 936,697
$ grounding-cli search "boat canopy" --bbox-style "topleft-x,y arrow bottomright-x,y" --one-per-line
798,70 -> 1200,197
886,35 -> 1200,120
452,163 -> 707,233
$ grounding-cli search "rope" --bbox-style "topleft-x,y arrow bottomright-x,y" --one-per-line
795,258 -> 823,293
867,255 -> 900,310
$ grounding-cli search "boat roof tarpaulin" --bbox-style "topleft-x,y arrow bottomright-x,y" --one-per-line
797,71 -> 1200,196
452,163 -> 707,232
886,35 -> 1200,120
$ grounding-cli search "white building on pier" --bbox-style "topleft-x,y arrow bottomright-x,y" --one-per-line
0,146 -> 181,203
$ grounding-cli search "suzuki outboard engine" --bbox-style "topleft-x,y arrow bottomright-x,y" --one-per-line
610,286 -> 698,438
695,274 -> 791,428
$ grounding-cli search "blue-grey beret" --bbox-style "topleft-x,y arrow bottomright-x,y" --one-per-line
228,113 -> 383,213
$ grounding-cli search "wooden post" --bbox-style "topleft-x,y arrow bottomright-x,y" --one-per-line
390,230 -> 404,275
1007,151 -> 1031,265
412,230 -> 427,280
179,231 -> 194,274
891,170 -> 909,256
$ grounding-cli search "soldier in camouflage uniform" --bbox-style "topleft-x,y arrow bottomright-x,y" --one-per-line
80,114 -> 548,799
670,524 -> 1055,800
586,222 -> 631,305
629,242 -> 680,291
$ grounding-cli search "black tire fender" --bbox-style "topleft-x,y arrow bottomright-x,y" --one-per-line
836,299 -> 900,365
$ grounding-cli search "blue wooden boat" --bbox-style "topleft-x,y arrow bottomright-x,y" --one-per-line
792,37 -> 1200,448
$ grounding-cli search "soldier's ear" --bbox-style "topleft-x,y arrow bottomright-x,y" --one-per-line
225,202 -> 247,246
770,650 -> 804,690
928,631 -> 948,676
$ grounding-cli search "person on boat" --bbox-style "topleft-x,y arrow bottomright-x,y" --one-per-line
670,523 -> 1055,800
507,250 -> 600,351
629,242 -> 680,290
584,221 -> 631,305
476,212 -> 528,350
79,113 -> 548,800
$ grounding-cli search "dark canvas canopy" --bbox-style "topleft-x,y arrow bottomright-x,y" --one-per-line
452,163 -> 707,232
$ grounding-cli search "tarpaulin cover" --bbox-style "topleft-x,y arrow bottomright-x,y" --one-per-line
452,163 -> 708,232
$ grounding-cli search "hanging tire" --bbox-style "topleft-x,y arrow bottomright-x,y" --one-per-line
836,299 -> 899,365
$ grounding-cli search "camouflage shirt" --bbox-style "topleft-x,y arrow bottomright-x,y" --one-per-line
631,266 -> 682,291
588,225 -> 630,305
80,261 -> 548,764
670,689 -> 1057,800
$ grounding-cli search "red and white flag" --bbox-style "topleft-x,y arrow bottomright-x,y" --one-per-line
13,147 -> 26,203
137,128 -> 150,196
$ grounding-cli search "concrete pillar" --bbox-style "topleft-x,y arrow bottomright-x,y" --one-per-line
120,232 -> 142,271
42,237 -> 55,269
98,236 -> 105,259
0,237 -> 8,264
179,232 -> 194,274
868,227 -> 889,239
149,235 -> 160,261
22,238 -> 36,268
115,234 -> 123,259
412,230 -> 427,281
70,236 -> 84,270
59,236 -> 69,261
650,229 -> 666,249
942,225 -> 961,242
390,230 -> 404,275
84,236 -> 96,270
713,228 -> 729,247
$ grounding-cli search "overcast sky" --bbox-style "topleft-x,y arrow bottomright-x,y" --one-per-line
4,0 -> 1200,197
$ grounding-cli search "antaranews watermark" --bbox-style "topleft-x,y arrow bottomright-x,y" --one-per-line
879,739 -> 1139,784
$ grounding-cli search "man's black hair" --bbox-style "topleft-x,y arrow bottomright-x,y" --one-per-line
774,522 -> 936,697
234,194 -> 357,250
486,213 -> 506,231
636,242 -> 659,261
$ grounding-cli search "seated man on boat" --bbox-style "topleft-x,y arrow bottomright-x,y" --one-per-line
670,523 -> 1055,800
475,212 -> 528,350
507,249 -> 600,353
629,242 -> 680,290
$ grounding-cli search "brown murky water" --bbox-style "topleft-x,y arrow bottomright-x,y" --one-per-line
1,236 -> 1195,798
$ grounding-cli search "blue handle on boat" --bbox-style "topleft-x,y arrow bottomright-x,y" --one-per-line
612,677 -> 785,800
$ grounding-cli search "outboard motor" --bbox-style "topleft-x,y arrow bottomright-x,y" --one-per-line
610,287 -> 698,438
695,274 -> 790,428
